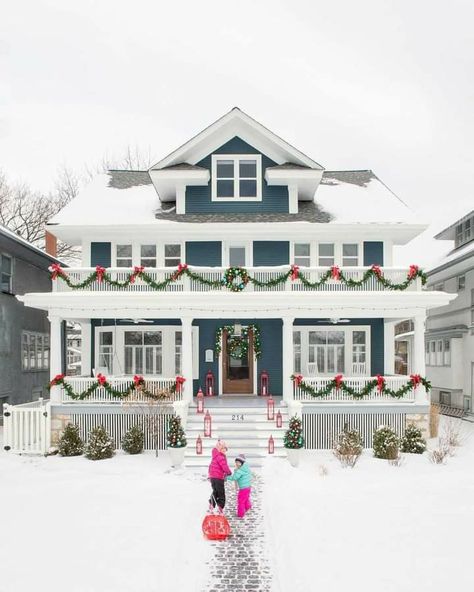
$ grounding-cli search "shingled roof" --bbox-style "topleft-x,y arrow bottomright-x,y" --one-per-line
107,170 -> 152,189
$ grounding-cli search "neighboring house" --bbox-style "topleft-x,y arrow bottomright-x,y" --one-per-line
425,210 -> 474,413
0,224 -> 61,408
19,107 -> 454,454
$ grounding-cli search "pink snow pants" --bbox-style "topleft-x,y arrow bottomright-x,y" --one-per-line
237,487 -> 252,518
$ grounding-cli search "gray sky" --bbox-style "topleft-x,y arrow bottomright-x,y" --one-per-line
1,0 -> 473,264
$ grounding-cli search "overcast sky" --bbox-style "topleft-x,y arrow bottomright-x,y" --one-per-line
1,0 -> 473,265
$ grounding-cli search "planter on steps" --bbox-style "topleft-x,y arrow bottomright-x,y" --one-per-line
286,447 -> 300,467
169,446 -> 187,467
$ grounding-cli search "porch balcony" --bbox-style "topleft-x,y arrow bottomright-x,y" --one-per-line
51,265 -> 423,294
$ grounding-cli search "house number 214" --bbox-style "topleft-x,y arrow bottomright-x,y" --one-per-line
232,414 -> 244,421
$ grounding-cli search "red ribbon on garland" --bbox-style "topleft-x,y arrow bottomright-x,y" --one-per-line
290,264 -> 300,281
175,375 -> 186,392
292,374 -> 304,386
130,266 -> 145,284
371,265 -> 382,278
376,374 -> 385,393
95,266 -> 106,283
49,373 -> 65,386
408,264 -> 419,280
49,264 -> 64,280
96,373 -> 107,386
334,374 -> 344,389
410,374 -> 422,389
331,265 -> 341,280
133,374 -> 144,387
173,263 -> 188,280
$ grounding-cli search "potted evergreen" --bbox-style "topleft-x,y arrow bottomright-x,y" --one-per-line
167,415 -> 187,467
284,415 -> 304,467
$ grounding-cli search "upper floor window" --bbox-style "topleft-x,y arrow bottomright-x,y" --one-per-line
141,245 -> 157,267
455,215 -> 474,248
228,246 -> 247,267
211,155 -> 262,201
342,244 -> 359,266
22,331 -> 49,372
1,254 -> 12,293
294,243 -> 311,267
164,244 -> 181,267
457,275 -> 466,291
116,244 -> 132,267
318,244 -> 334,266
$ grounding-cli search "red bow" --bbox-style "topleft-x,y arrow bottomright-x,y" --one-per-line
331,265 -> 341,280
334,374 -> 344,389
408,264 -> 419,280
376,374 -> 385,393
133,374 -> 144,387
175,375 -> 186,392
290,264 -> 299,281
130,266 -> 144,284
49,264 -> 64,280
410,374 -> 421,389
173,263 -> 188,281
371,265 -> 382,278
50,373 -> 65,386
95,266 -> 106,283
96,373 -> 107,386
292,374 -> 303,386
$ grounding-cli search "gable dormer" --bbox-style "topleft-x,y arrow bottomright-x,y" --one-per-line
149,107 -> 323,214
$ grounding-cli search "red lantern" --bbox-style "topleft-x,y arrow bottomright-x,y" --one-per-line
268,435 -> 275,454
196,387 -> 204,414
204,410 -> 212,437
276,410 -> 282,428
260,370 -> 270,396
196,434 -> 203,455
267,395 -> 275,421
206,370 -> 215,396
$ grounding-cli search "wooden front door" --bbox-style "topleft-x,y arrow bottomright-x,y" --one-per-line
222,329 -> 254,394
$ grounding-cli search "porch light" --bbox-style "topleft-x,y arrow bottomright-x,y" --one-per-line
268,435 -> 275,454
197,388 -> 204,414
260,370 -> 270,396
196,435 -> 203,455
204,411 -> 212,438
206,370 -> 215,396
267,396 -> 275,421
276,410 -> 282,428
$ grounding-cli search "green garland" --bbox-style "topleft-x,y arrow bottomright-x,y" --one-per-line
49,263 -> 427,292
214,324 -> 262,359
291,373 -> 431,400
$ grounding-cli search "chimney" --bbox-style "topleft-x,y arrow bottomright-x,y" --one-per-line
45,231 -> 57,258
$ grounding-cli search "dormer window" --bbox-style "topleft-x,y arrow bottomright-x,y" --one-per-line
211,154 -> 262,201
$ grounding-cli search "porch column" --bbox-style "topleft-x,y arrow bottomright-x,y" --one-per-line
384,320 -> 396,375
49,315 -> 63,403
413,313 -> 427,403
181,317 -> 194,402
282,316 -> 295,404
79,320 -> 92,376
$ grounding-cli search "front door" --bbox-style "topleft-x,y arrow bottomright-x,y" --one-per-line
222,329 -> 254,394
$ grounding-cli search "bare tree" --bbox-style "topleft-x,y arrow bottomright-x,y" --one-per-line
84,144 -> 154,181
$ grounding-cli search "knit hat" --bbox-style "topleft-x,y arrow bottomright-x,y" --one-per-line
235,453 -> 246,464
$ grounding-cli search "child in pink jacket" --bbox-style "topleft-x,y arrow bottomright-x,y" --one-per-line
208,440 -> 232,514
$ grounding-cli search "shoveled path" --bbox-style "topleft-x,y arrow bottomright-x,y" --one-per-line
205,473 -> 272,592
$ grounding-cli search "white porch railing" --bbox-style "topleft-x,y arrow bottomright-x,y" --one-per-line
293,376 -> 416,403
59,376 -> 182,404
3,399 -> 51,454
52,266 -> 422,294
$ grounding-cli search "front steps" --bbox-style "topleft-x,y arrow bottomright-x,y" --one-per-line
184,400 -> 288,468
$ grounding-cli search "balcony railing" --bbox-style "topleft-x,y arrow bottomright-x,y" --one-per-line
52,266 -> 422,294
293,376 -> 416,403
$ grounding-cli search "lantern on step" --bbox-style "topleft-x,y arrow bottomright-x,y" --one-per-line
267,395 -> 275,421
196,434 -> 203,455
197,387 -> 204,414
268,435 -> 275,454
260,370 -> 270,396
204,410 -> 212,437
276,410 -> 282,428
206,370 -> 215,397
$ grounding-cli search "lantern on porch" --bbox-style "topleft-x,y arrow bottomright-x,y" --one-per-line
196,434 -> 203,455
196,388 -> 204,413
260,370 -> 270,396
206,370 -> 215,397
268,435 -> 275,454
204,410 -> 212,437
276,410 -> 282,428
267,395 -> 275,421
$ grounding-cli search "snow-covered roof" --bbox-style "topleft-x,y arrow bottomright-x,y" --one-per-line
0,223 -> 62,263
428,239 -> 474,272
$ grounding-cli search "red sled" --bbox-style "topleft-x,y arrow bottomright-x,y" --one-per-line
202,514 -> 231,540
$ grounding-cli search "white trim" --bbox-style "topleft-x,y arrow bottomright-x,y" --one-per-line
222,241 -> 253,267
211,154 -> 262,202
192,326 -> 199,380
218,325 -> 258,395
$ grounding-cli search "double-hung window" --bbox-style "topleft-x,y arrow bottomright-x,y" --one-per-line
309,330 -> 345,374
318,244 -> 334,267
294,243 -> 311,266
21,331 -> 49,371
98,331 -> 113,373
1,254 -> 12,293
164,244 -> 181,267
141,245 -> 156,267
116,244 -> 132,267
124,330 -> 162,375
342,244 -> 359,266
212,155 -> 262,201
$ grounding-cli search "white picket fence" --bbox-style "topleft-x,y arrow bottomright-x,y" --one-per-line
2,399 -> 51,454
293,376 -> 415,402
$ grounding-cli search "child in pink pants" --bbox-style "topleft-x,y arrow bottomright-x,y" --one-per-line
226,454 -> 252,518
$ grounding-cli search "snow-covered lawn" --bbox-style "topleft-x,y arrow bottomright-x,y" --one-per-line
264,419 -> 474,592
0,436 -> 212,592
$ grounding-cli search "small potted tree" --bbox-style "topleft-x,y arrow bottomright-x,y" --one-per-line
284,415 -> 304,467
167,415 -> 187,467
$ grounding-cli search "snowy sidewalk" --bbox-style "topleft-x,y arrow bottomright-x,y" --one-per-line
205,473 -> 272,592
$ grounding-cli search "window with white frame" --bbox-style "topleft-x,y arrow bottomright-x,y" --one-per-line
116,244 -> 133,267
342,244 -> 359,266
98,331 -> 113,373
212,155 -> 262,200
436,340 -> 443,366
455,215 -> 474,248
429,341 -> 436,366
425,342 -> 430,366
308,330 -> 345,374
22,331 -> 49,371
228,246 -> 247,267
124,331 -> 163,375
427,339 -> 451,366
318,244 -> 335,267
293,331 -> 301,373
443,339 -> 451,365
164,244 -> 181,267
141,245 -> 157,267
1,254 -> 12,293
293,243 -> 311,267
352,331 -> 367,366
175,331 -> 182,375
457,275 -> 465,291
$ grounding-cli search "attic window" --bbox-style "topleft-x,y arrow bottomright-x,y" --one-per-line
211,155 -> 262,201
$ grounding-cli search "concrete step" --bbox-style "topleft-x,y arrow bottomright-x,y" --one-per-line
186,420 -> 286,430
186,439 -> 285,450
187,434 -> 284,443
184,451 -> 287,468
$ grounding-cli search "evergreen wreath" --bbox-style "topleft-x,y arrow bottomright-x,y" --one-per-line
214,324 -> 262,359
223,267 -> 250,292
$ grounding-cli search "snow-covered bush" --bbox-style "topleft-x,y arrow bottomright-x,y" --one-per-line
429,444 -> 450,464
333,425 -> 363,468
85,425 -> 115,460
400,423 -> 426,454
58,423 -> 84,457
122,425 -> 144,455
284,416 -> 304,449
372,425 -> 399,460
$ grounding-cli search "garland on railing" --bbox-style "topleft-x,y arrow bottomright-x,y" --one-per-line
48,373 -> 185,401
214,324 -> 262,359
49,263 -> 427,292
291,373 -> 431,400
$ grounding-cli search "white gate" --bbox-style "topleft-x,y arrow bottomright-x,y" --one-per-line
3,399 -> 51,454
